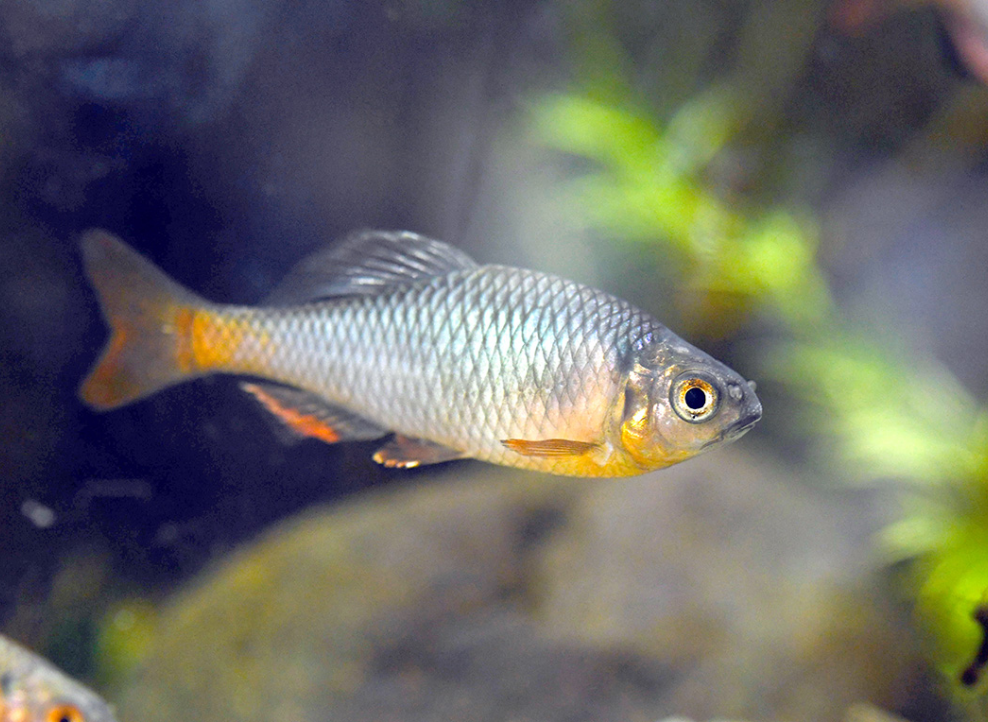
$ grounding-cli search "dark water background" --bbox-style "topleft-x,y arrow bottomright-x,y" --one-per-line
0,0 -> 544,596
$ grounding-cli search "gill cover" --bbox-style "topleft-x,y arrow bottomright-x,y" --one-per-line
618,366 -> 694,470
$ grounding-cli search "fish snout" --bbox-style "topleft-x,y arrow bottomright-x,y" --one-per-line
730,396 -> 762,439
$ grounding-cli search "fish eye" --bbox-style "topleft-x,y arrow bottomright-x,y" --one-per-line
671,375 -> 719,423
46,704 -> 85,722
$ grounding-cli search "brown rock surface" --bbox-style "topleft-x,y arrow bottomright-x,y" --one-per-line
117,451 -> 923,722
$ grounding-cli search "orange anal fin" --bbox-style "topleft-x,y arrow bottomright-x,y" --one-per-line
501,438 -> 599,457
240,382 -> 385,445
372,436 -> 464,469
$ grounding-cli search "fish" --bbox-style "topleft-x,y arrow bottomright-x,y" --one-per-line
77,229 -> 761,477
0,634 -> 118,722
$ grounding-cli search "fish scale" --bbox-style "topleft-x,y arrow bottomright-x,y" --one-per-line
0,635 -> 118,722
236,266 -> 639,464
78,229 -> 761,477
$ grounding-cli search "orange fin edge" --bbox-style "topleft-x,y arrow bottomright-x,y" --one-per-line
78,230 -> 205,409
372,435 -> 463,469
241,382 -> 342,444
240,382 -> 386,445
501,438 -> 599,457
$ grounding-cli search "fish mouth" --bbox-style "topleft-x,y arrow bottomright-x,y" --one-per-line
720,406 -> 762,443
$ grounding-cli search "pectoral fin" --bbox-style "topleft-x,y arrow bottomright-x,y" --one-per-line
372,435 -> 464,469
501,438 -> 600,457
240,382 -> 386,444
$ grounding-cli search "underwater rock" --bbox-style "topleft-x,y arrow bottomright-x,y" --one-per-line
534,453 -> 922,720
117,453 -> 924,722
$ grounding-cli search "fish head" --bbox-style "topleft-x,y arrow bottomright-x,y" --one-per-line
617,334 -> 762,470
0,659 -> 118,722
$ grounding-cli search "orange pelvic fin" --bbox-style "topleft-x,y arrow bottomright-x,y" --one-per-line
372,435 -> 463,469
501,438 -> 599,457
240,381 -> 386,444
78,230 -> 209,410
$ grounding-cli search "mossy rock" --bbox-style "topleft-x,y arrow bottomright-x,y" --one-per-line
118,454 -> 924,722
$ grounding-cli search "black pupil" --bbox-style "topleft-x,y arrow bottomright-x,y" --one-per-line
684,386 -> 707,410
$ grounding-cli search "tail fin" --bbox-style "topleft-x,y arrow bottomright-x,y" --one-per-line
79,230 -> 208,410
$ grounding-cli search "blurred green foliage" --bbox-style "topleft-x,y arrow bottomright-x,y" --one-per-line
97,599 -> 158,691
529,6 -> 988,709
532,93 -> 833,328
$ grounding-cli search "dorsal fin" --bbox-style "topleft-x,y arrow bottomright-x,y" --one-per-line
265,229 -> 478,305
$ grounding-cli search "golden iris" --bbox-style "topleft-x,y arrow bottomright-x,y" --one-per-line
671,375 -> 718,422
46,704 -> 85,722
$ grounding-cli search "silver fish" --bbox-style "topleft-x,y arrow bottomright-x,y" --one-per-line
78,229 -> 761,477
0,634 -> 117,722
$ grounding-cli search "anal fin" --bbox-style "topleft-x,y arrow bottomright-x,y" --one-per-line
240,382 -> 386,445
501,438 -> 599,457
372,435 -> 464,469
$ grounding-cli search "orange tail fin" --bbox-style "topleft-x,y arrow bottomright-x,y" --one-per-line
79,230 -> 208,410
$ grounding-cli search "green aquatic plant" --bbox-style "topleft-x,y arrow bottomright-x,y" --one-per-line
531,92 -> 833,328
529,80 -> 988,707
96,599 -> 158,691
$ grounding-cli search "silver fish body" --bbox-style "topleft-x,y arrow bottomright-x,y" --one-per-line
0,635 -> 118,722
79,230 -> 762,477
